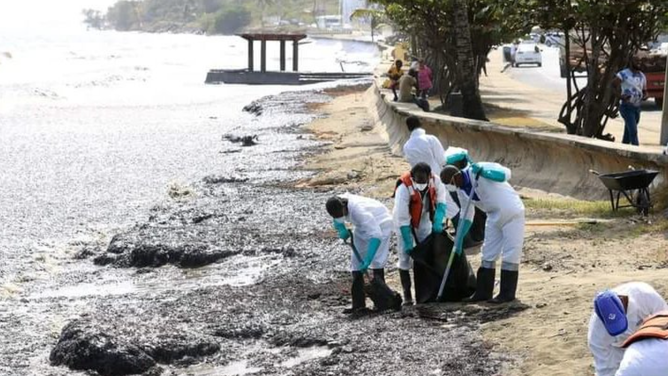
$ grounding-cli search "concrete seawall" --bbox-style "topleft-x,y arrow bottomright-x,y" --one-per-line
368,85 -> 668,201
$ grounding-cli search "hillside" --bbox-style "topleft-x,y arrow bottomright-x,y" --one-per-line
84,0 -> 346,35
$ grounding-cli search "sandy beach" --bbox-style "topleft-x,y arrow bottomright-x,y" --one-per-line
302,84 -> 668,375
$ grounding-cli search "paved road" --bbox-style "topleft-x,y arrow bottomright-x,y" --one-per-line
502,45 -> 665,148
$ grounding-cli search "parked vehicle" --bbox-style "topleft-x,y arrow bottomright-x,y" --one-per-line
514,43 -> 542,67
544,32 -> 565,47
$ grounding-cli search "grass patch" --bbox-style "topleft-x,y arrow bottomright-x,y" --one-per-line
627,219 -> 668,237
523,197 -> 635,218
575,221 -> 609,233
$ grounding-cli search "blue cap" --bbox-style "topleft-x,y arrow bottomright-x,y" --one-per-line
594,290 -> 628,336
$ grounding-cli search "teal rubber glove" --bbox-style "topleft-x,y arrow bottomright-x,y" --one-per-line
360,237 -> 381,272
432,203 -> 446,233
454,219 -> 473,254
333,220 -> 350,240
400,226 -> 414,254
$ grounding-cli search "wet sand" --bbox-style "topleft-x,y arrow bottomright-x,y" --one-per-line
303,85 -> 668,376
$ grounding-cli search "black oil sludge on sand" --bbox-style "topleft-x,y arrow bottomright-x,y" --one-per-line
12,89 -> 506,376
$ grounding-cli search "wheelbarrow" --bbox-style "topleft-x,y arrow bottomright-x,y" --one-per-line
590,169 -> 659,216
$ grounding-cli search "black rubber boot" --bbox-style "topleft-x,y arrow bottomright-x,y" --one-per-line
489,270 -> 518,304
343,271 -> 367,314
399,270 -> 414,306
464,267 -> 495,302
372,268 -> 386,284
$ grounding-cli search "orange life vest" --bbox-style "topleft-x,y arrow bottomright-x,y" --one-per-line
622,311 -> 668,348
397,171 -> 437,229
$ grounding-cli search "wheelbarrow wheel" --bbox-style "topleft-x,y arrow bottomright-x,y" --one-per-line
636,189 -> 650,216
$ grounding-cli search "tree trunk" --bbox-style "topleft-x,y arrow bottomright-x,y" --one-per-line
452,0 -> 487,120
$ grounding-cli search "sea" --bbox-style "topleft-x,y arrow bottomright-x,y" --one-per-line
0,6 -> 379,374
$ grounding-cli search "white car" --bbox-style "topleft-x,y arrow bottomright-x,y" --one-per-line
544,32 -> 565,47
513,43 -> 542,67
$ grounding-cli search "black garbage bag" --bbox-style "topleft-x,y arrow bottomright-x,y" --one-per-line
410,232 -> 476,303
347,235 -> 402,312
364,278 -> 402,312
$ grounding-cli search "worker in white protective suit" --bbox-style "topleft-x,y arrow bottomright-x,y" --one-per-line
614,310 -> 668,376
587,282 -> 668,376
393,162 -> 447,306
440,162 -> 525,304
402,115 -> 458,220
326,193 -> 393,314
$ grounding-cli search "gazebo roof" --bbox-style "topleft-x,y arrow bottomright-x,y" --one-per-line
238,33 -> 307,42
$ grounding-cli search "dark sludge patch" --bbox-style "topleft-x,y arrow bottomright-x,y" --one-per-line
50,320 -> 159,376
94,233 -> 239,268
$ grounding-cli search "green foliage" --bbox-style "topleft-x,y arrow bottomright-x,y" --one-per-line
102,0 -> 342,34
527,0 -> 668,137
106,1 -> 141,31
82,9 -> 105,29
209,5 -> 252,34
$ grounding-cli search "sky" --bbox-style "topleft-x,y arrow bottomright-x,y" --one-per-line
0,0 -> 117,33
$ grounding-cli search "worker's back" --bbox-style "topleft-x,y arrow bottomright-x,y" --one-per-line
403,128 -> 444,176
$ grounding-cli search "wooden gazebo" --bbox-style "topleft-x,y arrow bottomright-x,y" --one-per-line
239,33 -> 307,73
204,33 -> 371,85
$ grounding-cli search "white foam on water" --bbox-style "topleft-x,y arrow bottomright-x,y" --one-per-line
180,360 -> 263,376
280,346 -> 333,368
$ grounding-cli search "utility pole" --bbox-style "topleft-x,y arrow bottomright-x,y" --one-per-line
661,55 -> 668,147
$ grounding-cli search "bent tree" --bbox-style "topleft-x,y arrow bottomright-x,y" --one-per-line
534,0 -> 668,138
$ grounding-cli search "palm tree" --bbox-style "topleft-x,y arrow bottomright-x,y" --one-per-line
452,0 -> 486,120
350,8 -> 387,42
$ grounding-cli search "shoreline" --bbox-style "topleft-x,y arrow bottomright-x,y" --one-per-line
302,84 -> 668,376
4,84 -> 506,376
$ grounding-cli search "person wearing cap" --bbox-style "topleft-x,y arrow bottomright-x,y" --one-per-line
614,311 -> 668,376
444,146 -> 472,170
441,162 -> 525,304
588,282 -> 668,376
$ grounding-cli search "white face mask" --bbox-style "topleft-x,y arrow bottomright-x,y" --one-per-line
445,184 -> 457,193
414,183 -> 428,191
333,217 -> 345,224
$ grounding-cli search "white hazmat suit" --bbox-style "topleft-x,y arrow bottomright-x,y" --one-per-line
615,338 -> 668,376
456,163 -> 525,267
393,174 -> 447,270
588,282 -> 668,376
402,128 -> 459,219
340,193 -> 393,271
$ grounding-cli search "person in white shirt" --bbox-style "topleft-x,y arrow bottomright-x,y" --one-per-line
402,116 -> 459,220
613,59 -> 648,146
587,282 -> 668,376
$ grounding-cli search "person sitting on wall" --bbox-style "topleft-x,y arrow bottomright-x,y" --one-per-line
398,69 -> 429,112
